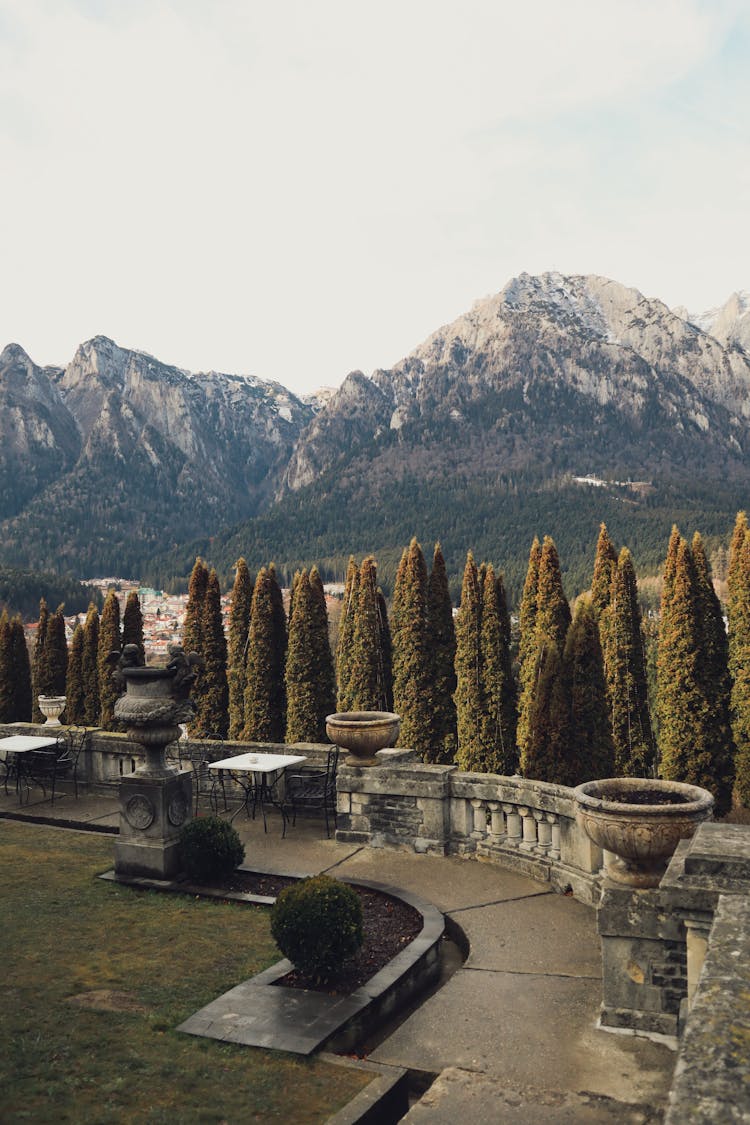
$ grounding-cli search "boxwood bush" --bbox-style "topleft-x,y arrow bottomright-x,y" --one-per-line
179,816 -> 245,884
270,874 -> 363,982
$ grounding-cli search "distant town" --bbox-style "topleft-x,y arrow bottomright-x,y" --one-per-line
27,578 -> 347,660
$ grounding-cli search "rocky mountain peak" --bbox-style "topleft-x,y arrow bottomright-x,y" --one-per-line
688,292 -> 750,353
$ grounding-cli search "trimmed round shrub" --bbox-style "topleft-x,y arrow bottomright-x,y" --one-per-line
270,874 -> 363,982
179,816 -> 245,884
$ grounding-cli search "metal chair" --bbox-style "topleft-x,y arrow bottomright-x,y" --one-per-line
284,746 -> 339,837
189,737 -> 228,816
57,726 -> 88,798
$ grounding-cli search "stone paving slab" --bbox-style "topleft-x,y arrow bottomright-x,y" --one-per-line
402,1068 -> 662,1123
370,968 -> 674,1105
327,846 -> 550,912
458,892 -> 603,977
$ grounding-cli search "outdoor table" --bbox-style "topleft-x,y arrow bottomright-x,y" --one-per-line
208,752 -> 307,837
0,734 -> 59,803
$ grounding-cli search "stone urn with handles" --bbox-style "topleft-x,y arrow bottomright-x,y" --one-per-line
38,695 -> 66,726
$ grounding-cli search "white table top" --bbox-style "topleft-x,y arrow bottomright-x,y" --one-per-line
209,752 -> 307,774
0,734 -> 59,754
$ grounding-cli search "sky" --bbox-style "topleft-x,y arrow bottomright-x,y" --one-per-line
0,0 -> 748,397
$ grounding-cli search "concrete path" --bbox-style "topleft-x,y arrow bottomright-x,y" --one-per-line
0,787 -> 676,1121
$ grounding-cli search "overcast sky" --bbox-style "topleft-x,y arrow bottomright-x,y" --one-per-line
0,0 -> 748,396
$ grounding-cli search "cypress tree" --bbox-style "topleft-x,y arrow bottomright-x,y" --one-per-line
336,557 -> 359,711
122,590 -> 145,662
10,615 -> 32,722
391,538 -> 432,755
46,606 -> 68,697
519,536 -> 570,778
426,542 -> 457,763
228,558 -> 253,740
31,598 -> 49,723
285,570 -> 321,742
183,558 -> 208,654
310,566 -> 336,734
269,564 -> 288,734
192,568 -> 229,739
0,613 -> 12,722
243,567 -> 285,741
516,538 -> 541,767
600,548 -> 655,777
348,557 -> 390,711
591,523 -> 618,618
97,590 -> 121,729
522,638 -> 565,783
727,510 -> 748,670
731,531 -> 750,806
81,603 -> 100,726
478,565 -> 517,774
561,596 -> 614,785
662,525 -> 682,610
692,532 -> 735,815
658,536 -> 733,813
377,588 -> 393,712
455,551 -> 484,770
65,622 -> 86,726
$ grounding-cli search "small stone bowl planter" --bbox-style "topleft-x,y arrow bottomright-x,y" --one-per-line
326,711 -> 401,767
574,777 -> 714,888
37,695 -> 66,726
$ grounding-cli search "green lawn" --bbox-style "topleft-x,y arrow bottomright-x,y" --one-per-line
0,822 -> 371,1123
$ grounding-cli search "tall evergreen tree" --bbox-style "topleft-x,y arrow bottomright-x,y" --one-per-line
310,566 -> 336,734
242,567 -> 285,741
182,558 -> 208,654
560,596 -> 614,785
731,530 -> 750,806
516,538 -> 541,767
65,622 -> 86,726
45,606 -> 68,697
662,525 -> 682,611
477,565 -> 517,774
727,510 -> 748,667
285,570 -> 322,742
377,588 -> 393,712
97,590 -> 121,729
391,538 -> 432,755
455,551 -> 484,770
600,548 -> 655,776
10,615 -> 31,722
519,536 -> 570,777
81,603 -> 100,726
658,536 -> 734,814
336,556 -> 359,711
228,558 -> 253,740
192,568 -> 229,739
122,590 -> 145,662
269,564 -> 288,734
426,542 -> 457,763
522,639 -> 565,783
0,612 -> 13,722
591,523 -> 618,618
31,598 -> 49,723
348,557 -> 391,711
693,533 -> 735,792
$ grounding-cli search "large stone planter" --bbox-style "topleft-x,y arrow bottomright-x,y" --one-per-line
326,711 -> 401,767
38,695 -> 66,726
574,777 -> 713,888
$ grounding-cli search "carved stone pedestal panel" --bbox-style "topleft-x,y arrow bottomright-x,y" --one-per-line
114,770 -> 192,879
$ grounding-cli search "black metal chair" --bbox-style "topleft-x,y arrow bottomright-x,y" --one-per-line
284,746 -> 339,837
189,737 -> 228,816
57,726 -> 88,798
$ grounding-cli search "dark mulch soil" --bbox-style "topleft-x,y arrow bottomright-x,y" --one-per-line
211,869 -> 424,996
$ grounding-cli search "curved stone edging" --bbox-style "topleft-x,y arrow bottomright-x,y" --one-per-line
102,867 -> 446,1056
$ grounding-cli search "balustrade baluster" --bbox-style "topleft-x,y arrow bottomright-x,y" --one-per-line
502,803 -> 522,846
534,809 -> 552,854
487,801 -> 505,845
518,806 -> 538,851
471,798 -> 487,841
548,815 -> 561,860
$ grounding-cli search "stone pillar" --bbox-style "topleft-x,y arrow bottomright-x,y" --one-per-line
488,801 -> 505,845
115,770 -> 193,879
548,815 -> 561,860
503,803 -> 522,846
534,810 -> 552,854
684,917 -> 711,1010
471,798 -> 486,841
519,806 -> 537,851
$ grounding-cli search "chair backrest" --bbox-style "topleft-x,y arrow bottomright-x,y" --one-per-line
62,727 -> 88,763
325,745 -> 339,789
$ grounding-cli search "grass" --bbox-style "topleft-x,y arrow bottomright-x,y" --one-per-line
0,821 -> 371,1123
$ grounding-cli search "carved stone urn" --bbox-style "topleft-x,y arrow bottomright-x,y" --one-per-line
113,657 -> 197,880
326,711 -> 401,767
574,777 -> 714,888
38,695 -> 66,726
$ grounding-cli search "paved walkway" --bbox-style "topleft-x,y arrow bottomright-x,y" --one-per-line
0,785 -> 675,1122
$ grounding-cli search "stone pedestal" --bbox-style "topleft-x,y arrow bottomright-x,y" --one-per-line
114,770 -> 192,879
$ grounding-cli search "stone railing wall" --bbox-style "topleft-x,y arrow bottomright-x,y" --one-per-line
336,759 -> 603,905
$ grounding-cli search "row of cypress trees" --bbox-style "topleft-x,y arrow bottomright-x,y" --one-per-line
63,591 -> 145,727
